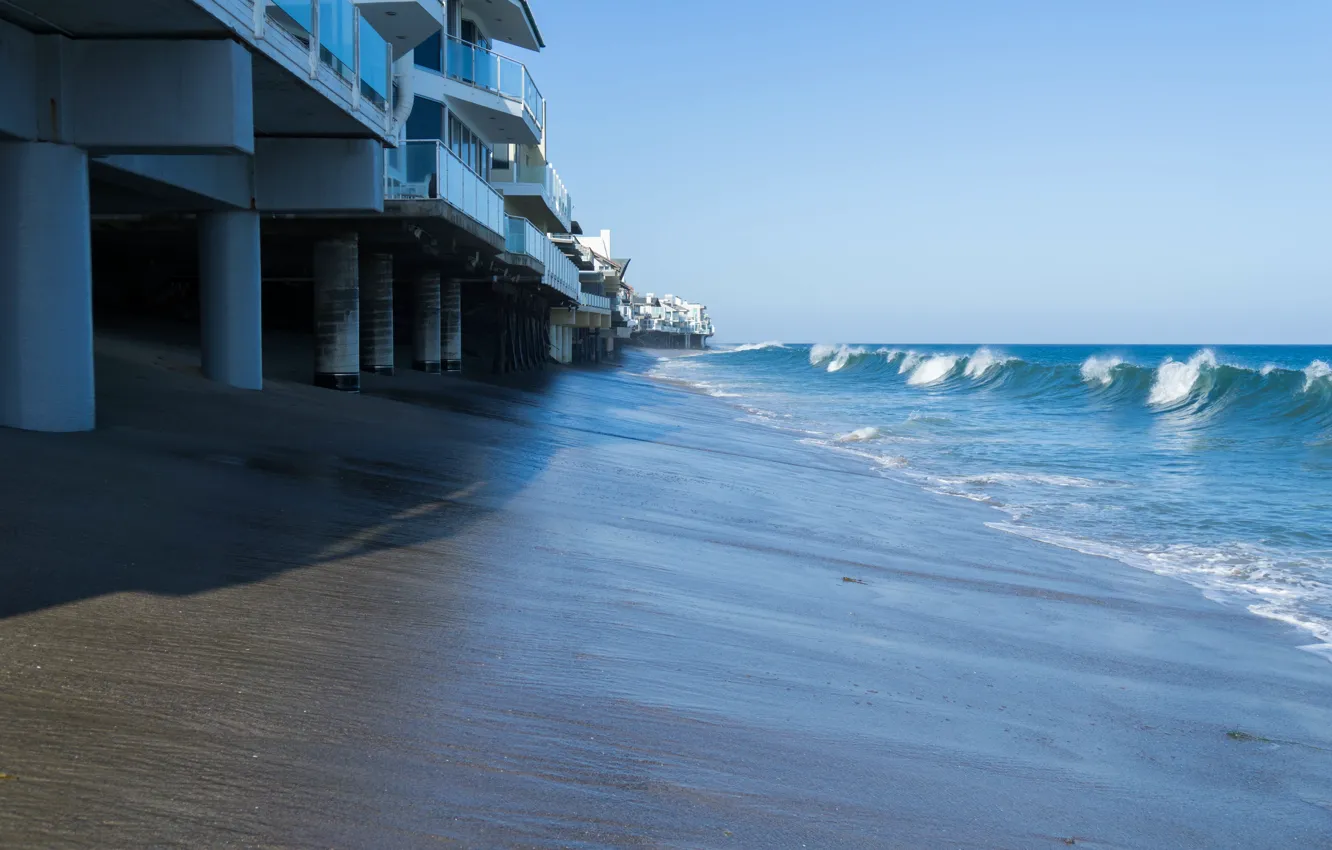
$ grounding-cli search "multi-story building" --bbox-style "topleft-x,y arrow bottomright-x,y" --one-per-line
383,0 -> 593,369
1,0 -> 705,434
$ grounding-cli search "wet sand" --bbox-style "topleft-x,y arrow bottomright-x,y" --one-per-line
2,332 -> 1331,848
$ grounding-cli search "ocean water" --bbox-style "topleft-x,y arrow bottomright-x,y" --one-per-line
649,343 -> 1332,658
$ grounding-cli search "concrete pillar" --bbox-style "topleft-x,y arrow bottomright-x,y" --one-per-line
413,270 -> 441,373
198,210 -> 263,390
359,253 -> 394,375
0,142 -> 95,432
312,234 -> 360,392
442,278 -> 462,372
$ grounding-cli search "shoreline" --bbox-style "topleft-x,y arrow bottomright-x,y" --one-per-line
642,345 -> 1332,666
2,334 -> 1330,847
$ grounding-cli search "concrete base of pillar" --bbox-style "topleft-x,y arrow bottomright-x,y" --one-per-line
312,234 -> 360,393
413,271 -> 441,374
313,373 -> 361,392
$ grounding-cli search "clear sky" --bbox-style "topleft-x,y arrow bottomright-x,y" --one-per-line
523,0 -> 1332,344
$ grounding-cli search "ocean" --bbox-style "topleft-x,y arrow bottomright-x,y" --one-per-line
649,343 -> 1332,659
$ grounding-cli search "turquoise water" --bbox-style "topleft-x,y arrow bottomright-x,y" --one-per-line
649,343 -> 1332,657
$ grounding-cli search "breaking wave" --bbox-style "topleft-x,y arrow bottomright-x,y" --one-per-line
723,341 -> 785,353
792,346 -> 1332,427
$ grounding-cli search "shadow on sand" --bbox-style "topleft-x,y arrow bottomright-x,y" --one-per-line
0,325 -> 635,621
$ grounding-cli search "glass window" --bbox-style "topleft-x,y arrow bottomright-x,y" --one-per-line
449,116 -> 463,158
405,96 -> 443,141
415,32 -> 441,72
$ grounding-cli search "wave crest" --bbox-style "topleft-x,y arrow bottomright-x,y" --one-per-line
1305,360 -> 1331,391
1149,349 -> 1218,407
907,355 -> 960,386
1080,355 -> 1124,387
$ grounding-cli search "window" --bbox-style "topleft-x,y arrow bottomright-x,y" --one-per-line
447,115 -> 492,177
405,97 -> 443,141
415,31 -> 441,72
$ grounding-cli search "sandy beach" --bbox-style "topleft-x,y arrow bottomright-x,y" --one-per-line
2,334 -> 1330,849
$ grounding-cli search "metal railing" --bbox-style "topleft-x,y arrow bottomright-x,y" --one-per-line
385,140 -> 505,237
444,34 -> 545,132
266,0 -> 391,109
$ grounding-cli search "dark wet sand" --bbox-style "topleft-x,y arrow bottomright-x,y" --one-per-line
2,332 -> 1331,849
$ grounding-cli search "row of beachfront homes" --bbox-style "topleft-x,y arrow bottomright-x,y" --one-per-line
0,0 -> 679,433
619,293 -> 716,350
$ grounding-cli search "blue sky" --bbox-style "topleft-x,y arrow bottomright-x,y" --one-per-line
523,1 -> 1332,344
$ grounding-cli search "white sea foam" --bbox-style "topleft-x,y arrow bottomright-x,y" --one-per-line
1304,360 -> 1331,391
724,341 -> 784,353
1148,349 -> 1216,406
1260,364 -> 1279,377
934,472 -> 1101,488
907,355 -> 960,386
836,426 -> 881,443
986,523 -> 1332,654
897,351 -> 924,375
811,344 -> 867,372
802,438 -> 906,470
963,347 -> 1011,380
1080,355 -> 1124,387
809,344 -> 836,366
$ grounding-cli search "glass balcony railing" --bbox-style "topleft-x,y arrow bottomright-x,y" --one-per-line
265,1 -> 390,109
579,291 -> 613,311
545,244 -> 579,301
505,216 -> 545,263
514,161 -> 571,227
384,140 -> 505,237
358,18 -> 390,104
444,34 -> 545,132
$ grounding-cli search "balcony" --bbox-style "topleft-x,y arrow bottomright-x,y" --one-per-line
544,247 -> 579,301
504,215 -> 545,264
492,158 -> 571,233
385,139 -> 505,236
352,0 -> 444,57
267,0 -> 393,110
414,35 -> 545,146
578,291 -> 613,312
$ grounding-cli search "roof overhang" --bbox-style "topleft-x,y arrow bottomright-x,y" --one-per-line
462,0 -> 544,51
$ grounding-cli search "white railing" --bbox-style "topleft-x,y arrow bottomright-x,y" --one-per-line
266,0 -> 391,109
385,140 -> 505,237
444,34 -> 545,132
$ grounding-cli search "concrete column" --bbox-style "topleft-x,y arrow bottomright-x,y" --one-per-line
359,252 -> 394,375
442,278 -> 462,372
312,234 -> 360,392
0,142 -> 95,432
198,210 -> 263,390
413,270 -> 441,373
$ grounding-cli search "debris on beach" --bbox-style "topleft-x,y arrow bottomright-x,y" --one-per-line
1226,730 -> 1272,743
841,576 -> 867,585
0,772 -> 16,781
